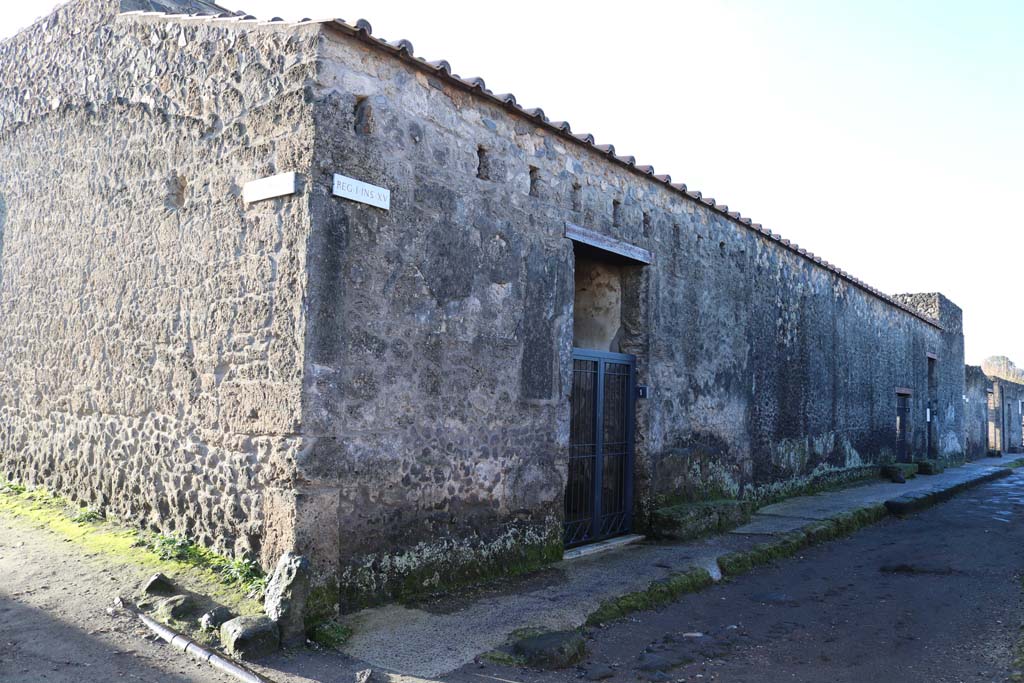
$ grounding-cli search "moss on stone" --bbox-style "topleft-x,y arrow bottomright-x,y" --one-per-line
310,620 -> 352,649
304,582 -> 340,631
338,520 -> 564,611
717,504 -> 888,578
914,459 -> 945,475
746,465 -> 882,508
882,463 -> 919,480
651,499 -> 753,541
585,567 -> 713,626
481,650 -> 526,667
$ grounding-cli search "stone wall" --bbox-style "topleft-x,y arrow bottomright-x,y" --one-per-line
298,26 -> 966,608
0,5 -> 970,615
964,365 -> 992,458
992,379 -> 1024,454
0,2 -> 320,567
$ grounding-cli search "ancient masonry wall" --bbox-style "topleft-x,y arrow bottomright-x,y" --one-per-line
300,27 -> 966,608
964,365 -> 992,458
992,380 -> 1024,454
0,1 -> 320,568
0,5 -> 970,614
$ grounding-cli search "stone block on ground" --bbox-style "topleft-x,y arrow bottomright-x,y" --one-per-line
152,594 -> 196,621
220,616 -> 280,660
882,463 -> 918,482
512,630 -> 586,669
650,499 -> 752,540
199,606 -> 233,631
264,551 -> 311,648
141,573 -> 175,596
915,459 -> 945,475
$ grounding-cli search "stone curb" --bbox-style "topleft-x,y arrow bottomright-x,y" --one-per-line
883,467 -> 1013,515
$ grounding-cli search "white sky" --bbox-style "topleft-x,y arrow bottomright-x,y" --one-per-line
2,1 -> 1022,365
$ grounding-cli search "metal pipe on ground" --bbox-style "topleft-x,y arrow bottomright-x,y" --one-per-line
136,611 -> 273,683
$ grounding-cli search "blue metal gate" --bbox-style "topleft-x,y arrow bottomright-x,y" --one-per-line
564,349 -> 636,547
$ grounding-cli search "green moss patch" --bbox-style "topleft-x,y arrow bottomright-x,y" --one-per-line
650,499 -> 753,541
481,650 -> 526,667
311,620 -> 353,649
339,521 -> 564,611
585,567 -> 713,626
0,482 -> 263,619
744,465 -> 882,509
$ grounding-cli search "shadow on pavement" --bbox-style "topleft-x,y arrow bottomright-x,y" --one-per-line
0,592 -> 202,683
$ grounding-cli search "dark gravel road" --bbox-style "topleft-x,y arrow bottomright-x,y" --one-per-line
461,471 -> 1024,683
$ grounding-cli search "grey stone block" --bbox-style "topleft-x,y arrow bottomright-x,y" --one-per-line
512,630 -> 586,669
220,616 -> 280,660
264,552 -> 310,647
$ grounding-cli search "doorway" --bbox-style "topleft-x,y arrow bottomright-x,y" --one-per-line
564,243 -> 641,547
896,392 -> 911,462
564,350 -> 636,547
926,357 -> 937,459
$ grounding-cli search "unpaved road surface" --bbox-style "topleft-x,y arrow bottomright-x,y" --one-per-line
458,471 -> 1024,683
0,514 -> 232,682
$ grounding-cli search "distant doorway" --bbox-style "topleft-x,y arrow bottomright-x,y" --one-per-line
926,357 -> 938,459
896,393 -> 911,462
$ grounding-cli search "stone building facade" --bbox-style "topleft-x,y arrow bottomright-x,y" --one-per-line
965,365 -> 994,458
0,1 -> 971,619
991,381 -> 1024,454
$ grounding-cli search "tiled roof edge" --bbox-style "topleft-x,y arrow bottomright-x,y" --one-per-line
119,11 -> 943,331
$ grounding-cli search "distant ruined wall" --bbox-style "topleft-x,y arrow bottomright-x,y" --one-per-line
0,1 -> 320,567
982,356 -> 1024,385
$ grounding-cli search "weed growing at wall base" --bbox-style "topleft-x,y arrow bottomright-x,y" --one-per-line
135,532 -> 267,599
0,479 -> 268,605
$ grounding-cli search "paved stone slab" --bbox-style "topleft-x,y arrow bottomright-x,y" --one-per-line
731,514 -> 820,536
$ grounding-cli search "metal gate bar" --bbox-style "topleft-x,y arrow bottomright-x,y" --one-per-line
564,349 -> 635,547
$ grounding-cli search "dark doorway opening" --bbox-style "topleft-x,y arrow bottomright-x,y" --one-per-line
988,392 -> 999,454
926,357 -> 938,459
564,349 -> 636,547
896,392 -> 911,462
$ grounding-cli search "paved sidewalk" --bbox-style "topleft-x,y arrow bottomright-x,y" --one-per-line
339,457 -> 1016,678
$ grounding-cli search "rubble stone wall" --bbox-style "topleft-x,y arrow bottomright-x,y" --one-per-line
0,1 -> 320,567
0,5 -> 970,613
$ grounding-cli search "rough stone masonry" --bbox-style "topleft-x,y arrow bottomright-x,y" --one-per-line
0,0 -> 976,626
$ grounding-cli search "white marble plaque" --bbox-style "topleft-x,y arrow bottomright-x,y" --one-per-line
243,172 -> 297,204
332,173 -> 391,210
